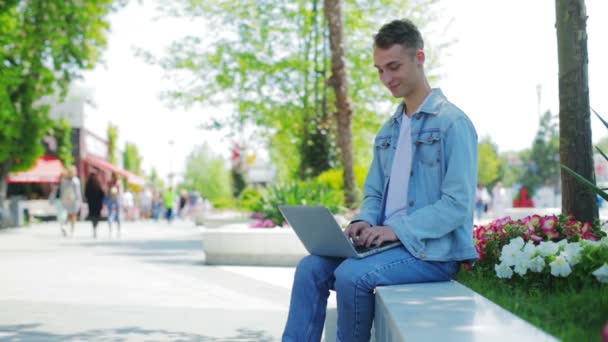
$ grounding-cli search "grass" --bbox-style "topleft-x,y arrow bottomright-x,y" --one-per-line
457,268 -> 608,341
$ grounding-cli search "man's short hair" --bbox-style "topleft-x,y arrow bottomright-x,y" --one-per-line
374,19 -> 424,51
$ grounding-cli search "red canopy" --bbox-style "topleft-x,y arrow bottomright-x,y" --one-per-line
7,155 -> 65,184
84,155 -> 145,187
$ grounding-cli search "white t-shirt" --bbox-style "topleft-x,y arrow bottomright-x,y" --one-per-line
384,114 -> 412,220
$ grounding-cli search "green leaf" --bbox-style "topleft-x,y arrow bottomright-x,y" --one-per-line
561,164 -> 608,201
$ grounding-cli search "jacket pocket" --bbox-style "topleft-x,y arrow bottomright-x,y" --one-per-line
415,131 -> 442,167
374,135 -> 393,174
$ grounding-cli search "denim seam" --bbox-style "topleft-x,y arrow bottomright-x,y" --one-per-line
350,256 -> 419,341
304,277 -> 333,342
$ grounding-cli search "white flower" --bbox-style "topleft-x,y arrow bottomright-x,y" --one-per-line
538,241 -> 559,257
599,237 -> 608,247
592,263 -> 608,283
522,242 -> 536,259
508,237 -> 525,249
557,239 -> 568,248
495,262 -> 514,279
528,256 -> 546,273
549,256 -> 572,277
562,242 -> 583,266
500,244 -> 523,266
513,258 -> 530,276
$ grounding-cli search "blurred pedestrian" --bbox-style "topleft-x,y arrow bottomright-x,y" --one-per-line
178,189 -> 188,219
49,176 -> 67,236
491,182 -> 506,219
163,187 -> 176,223
106,173 -> 122,237
140,187 -> 153,219
85,171 -> 105,238
60,165 -> 82,236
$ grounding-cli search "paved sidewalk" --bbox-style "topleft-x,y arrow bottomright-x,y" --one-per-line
0,220 -> 297,341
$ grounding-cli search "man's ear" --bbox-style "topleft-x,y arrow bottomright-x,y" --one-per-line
416,49 -> 425,65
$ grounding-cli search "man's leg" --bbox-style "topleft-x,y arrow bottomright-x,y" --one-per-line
333,247 -> 460,342
283,254 -> 343,342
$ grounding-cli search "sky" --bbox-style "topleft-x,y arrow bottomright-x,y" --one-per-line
80,0 -> 608,183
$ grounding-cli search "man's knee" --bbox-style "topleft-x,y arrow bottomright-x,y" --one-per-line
334,259 -> 372,292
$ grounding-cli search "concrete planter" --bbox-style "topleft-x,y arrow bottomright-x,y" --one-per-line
201,225 -> 307,267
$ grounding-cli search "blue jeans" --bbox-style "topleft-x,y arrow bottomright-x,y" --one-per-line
282,247 -> 460,342
106,199 -> 121,226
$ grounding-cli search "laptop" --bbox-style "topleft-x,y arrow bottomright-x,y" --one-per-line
279,205 -> 402,258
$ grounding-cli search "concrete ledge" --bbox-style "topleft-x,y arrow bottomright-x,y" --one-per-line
374,281 -> 557,342
201,226 -> 307,266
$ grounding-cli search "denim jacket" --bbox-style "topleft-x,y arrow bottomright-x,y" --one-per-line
353,89 -> 479,262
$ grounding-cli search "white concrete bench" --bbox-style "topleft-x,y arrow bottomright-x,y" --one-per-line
372,281 -> 557,341
200,226 -> 307,266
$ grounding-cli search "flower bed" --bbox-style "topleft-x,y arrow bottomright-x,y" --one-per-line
460,214 -> 608,341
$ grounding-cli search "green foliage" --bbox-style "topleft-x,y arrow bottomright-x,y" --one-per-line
477,139 -> 502,186
183,144 -> 233,207
238,187 -> 264,213
499,151 -> 527,188
107,124 -> 119,165
148,0 -> 443,185
316,165 -> 367,192
50,118 -> 74,167
257,181 -> 347,225
458,268 -> 608,342
0,0 -> 119,173
123,142 -> 143,175
521,111 -> 560,191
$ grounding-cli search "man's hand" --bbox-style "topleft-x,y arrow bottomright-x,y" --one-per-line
344,221 -> 371,243
356,225 -> 399,248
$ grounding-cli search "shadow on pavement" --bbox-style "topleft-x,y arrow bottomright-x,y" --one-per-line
0,324 -> 275,341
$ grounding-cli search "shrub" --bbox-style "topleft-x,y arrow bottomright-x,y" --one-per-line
257,181 -> 346,226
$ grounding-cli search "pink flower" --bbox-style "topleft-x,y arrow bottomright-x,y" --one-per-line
581,222 -> 599,241
541,215 -> 560,240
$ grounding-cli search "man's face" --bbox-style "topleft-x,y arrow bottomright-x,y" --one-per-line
373,44 -> 424,98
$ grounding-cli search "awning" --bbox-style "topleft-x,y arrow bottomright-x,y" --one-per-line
84,155 -> 145,187
7,155 -> 65,184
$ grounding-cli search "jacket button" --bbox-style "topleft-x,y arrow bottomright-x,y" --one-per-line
409,200 -> 415,206
410,171 -> 414,176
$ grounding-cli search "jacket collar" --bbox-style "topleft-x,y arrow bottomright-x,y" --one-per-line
389,88 -> 446,125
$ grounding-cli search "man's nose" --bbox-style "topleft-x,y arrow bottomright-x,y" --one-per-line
381,72 -> 392,85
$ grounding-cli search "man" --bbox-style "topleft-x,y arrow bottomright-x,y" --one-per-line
282,19 -> 478,342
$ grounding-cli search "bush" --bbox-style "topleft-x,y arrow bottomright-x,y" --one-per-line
238,187 -> 264,213
258,181 -> 346,226
316,165 -> 368,192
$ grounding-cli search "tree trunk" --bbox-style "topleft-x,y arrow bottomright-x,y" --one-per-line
324,0 -> 357,208
555,0 -> 598,222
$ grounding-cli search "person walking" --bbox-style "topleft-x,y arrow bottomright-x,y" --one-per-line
59,166 -> 82,237
85,171 -> 105,238
106,173 -> 122,237
163,187 -> 176,223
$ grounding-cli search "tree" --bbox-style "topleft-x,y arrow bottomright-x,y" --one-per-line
521,111 -> 560,192
555,0 -> 597,222
50,118 -> 74,167
324,0 -> 357,208
123,142 -> 143,175
107,123 -> 119,165
0,1 -> 120,213
478,139 -> 502,187
183,145 -> 232,206
147,0 -> 442,187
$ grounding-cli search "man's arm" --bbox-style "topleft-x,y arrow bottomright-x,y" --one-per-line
352,147 -> 385,226
385,116 -> 478,243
